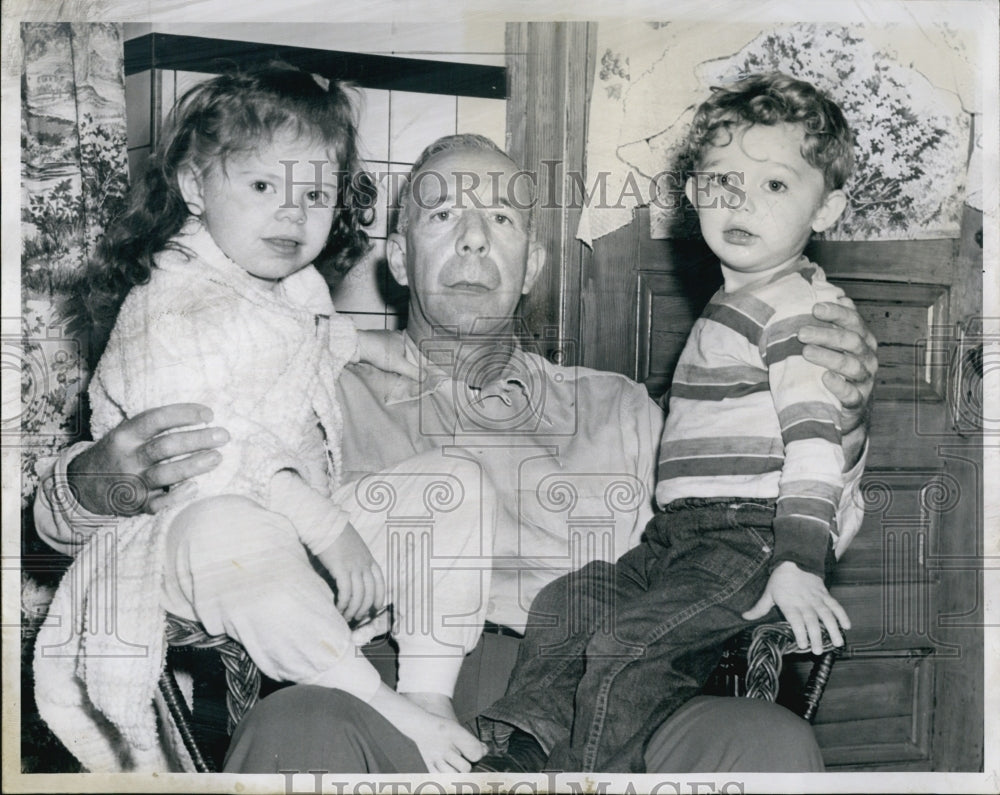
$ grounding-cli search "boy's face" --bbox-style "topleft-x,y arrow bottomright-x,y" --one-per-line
179,132 -> 338,284
685,122 -> 846,277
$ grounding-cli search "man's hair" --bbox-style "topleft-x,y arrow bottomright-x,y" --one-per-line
687,72 -> 855,191
395,133 -> 534,235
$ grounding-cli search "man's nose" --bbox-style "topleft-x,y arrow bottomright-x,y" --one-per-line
456,211 -> 489,256
276,199 -> 306,224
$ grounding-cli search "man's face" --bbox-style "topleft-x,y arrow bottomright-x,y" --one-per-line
387,147 -> 545,341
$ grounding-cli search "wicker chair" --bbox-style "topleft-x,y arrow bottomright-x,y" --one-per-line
704,621 -> 841,721
160,613 -> 261,772
160,616 -> 840,772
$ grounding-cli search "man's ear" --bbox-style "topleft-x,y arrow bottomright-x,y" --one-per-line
521,242 -> 547,296
811,189 -> 848,233
177,165 -> 205,216
386,232 -> 409,287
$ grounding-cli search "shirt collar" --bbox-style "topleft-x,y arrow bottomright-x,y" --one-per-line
386,334 -> 553,428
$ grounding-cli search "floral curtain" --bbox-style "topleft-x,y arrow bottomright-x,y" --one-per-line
20,22 -> 129,507
19,22 -> 130,774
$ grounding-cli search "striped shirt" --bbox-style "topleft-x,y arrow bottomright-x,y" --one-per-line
656,259 -> 849,577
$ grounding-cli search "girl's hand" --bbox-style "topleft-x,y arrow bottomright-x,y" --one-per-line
356,330 -> 420,380
742,561 -> 851,654
315,524 -> 386,623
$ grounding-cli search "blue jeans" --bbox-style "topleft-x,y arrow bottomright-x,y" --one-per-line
479,498 -> 783,772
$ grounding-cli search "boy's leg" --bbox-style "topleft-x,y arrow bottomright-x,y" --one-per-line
331,448 -> 496,698
549,501 -> 777,772
477,560 -> 619,755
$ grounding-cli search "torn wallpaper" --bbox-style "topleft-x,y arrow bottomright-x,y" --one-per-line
578,15 -> 980,244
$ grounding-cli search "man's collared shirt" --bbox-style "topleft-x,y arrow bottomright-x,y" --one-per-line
337,339 -> 664,633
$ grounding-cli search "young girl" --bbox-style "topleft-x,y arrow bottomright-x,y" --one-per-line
34,65 -> 491,773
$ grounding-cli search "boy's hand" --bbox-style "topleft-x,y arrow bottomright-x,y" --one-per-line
357,330 -> 420,380
316,524 -> 386,623
742,561 -> 851,654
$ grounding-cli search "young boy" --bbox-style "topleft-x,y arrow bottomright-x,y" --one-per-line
476,72 -> 865,773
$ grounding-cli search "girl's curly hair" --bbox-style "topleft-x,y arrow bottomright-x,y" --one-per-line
687,71 -> 855,191
80,63 -> 374,364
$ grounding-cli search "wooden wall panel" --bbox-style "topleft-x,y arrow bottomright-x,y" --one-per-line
506,22 -> 594,363
808,655 -> 935,768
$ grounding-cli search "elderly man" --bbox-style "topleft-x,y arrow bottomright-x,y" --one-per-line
35,134 -> 877,774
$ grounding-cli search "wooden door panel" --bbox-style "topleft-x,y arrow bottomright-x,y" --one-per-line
827,585 -> 944,653
866,407 -> 954,469
834,281 -> 950,401
806,655 -> 934,768
833,471 -> 951,584
636,268 -> 717,396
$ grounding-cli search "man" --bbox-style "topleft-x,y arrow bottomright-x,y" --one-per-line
35,134 -> 877,773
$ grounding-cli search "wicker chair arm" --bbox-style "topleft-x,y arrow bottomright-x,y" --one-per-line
744,620 -> 842,722
164,612 -> 261,733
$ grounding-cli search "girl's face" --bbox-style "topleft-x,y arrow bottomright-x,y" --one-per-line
181,132 -> 340,284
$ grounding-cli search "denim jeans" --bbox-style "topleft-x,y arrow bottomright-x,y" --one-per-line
479,498 -> 781,772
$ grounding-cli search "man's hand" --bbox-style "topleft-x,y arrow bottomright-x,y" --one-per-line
742,561 -> 851,654
69,403 -> 229,516
799,299 -> 878,434
315,524 -> 386,623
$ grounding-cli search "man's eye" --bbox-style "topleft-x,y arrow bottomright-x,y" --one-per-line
252,181 -> 276,194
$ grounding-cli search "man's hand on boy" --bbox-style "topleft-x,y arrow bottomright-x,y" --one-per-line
800,299 -> 878,430
317,523 -> 387,623
68,403 -> 229,515
742,560 -> 851,655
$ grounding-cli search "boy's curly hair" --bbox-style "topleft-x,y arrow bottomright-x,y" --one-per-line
687,72 -> 855,191
80,63 -> 374,364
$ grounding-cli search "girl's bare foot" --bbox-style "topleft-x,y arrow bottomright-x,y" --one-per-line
369,684 -> 486,773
